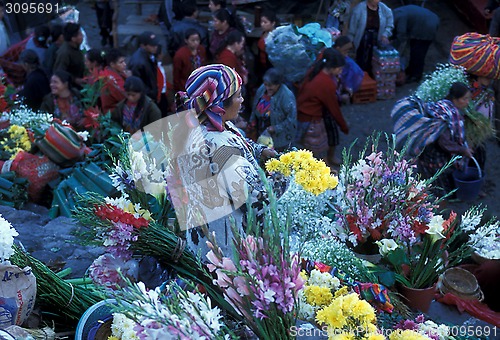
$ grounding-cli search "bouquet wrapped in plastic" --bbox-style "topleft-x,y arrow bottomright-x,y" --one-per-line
266,23 -> 335,83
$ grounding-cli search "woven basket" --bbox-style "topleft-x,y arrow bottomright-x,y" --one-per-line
438,267 -> 483,301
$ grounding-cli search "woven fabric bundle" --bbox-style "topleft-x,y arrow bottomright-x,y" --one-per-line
449,32 -> 500,79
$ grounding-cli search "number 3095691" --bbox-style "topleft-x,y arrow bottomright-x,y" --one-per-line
5,2 -> 60,14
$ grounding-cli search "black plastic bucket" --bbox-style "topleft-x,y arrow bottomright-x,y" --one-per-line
452,166 -> 484,201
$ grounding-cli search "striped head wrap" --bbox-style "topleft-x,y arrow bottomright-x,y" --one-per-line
176,64 -> 242,131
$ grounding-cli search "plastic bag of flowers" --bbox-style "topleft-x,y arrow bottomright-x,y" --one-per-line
0,214 -> 37,328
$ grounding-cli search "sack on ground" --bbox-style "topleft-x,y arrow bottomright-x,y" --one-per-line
0,264 -> 36,328
10,151 -> 60,203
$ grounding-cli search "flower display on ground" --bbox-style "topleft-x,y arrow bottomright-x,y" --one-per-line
462,205 -> 500,260
277,179 -> 336,250
388,329 -> 432,340
377,210 -> 474,289
331,134 -> 439,249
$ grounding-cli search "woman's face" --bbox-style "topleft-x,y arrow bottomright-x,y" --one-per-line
478,76 -> 492,87
213,17 -> 227,32
224,89 -> 243,121
186,34 -> 201,51
328,66 -> 343,77
208,1 -> 220,13
260,16 -> 275,33
126,91 -> 142,104
264,82 -> 280,96
452,91 -> 472,110
111,57 -> 127,73
85,55 -> 96,71
231,37 -> 245,56
50,75 -> 68,95
336,42 -> 353,57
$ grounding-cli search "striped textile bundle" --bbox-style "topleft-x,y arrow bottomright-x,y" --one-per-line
391,96 -> 446,157
449,33 -> 500,79
36,123 -> 85,166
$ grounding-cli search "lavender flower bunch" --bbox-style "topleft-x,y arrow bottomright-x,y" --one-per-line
206,179 -> 305,339
331,133 -> 440,248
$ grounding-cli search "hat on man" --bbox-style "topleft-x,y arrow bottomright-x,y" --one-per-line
139,31 -> 160,46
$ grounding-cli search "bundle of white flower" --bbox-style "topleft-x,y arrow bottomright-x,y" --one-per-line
0,214 -> 18,264
277,180 -> 336,251
414,64 -> 468,102
109,282 -> 228,339
461,206 -> 500,260
417,320 -> 452,340
5,104 -> 53,130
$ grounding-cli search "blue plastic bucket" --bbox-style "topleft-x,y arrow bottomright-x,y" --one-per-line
452,160 -> 484,201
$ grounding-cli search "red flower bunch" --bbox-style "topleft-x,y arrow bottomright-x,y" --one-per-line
95,204 -> 149,228
82,106 -> 100,130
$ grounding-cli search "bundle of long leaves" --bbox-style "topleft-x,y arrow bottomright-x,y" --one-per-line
10,245 -> 103,322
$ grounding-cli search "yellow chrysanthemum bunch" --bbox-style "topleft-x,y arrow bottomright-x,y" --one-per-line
316,292 -> 379,339
265,150 -> 338,195
304,285 -> 333,306
0,125 -> 31,158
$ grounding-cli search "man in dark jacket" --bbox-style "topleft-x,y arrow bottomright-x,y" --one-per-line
128,31 -> 159,102
53,23 -> 85,87
392,5 -> 440,83
18,49 -> 50,110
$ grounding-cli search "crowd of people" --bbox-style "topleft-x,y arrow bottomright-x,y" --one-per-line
1,0 -> 498,192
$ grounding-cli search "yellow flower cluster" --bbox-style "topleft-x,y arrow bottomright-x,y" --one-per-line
0,125 -> 31,159
265,150 -> 338,195
316,292 -> 378,339
304,285 -> 333,306
388,330 -> 430,340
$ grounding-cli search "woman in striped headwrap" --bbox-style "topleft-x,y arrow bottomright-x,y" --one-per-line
173,64 -> 277,258
408,82 -> 472,195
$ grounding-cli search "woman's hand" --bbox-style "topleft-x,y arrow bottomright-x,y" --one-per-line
267,126 -> 275,134
462,148 -> 473,159
262,147 -> 278,160
380,36 -> 390,46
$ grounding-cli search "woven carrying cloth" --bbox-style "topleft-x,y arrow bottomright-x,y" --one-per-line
449,33 -> 500,79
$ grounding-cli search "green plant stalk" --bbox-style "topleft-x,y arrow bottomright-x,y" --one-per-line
10,245 -> 104,322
